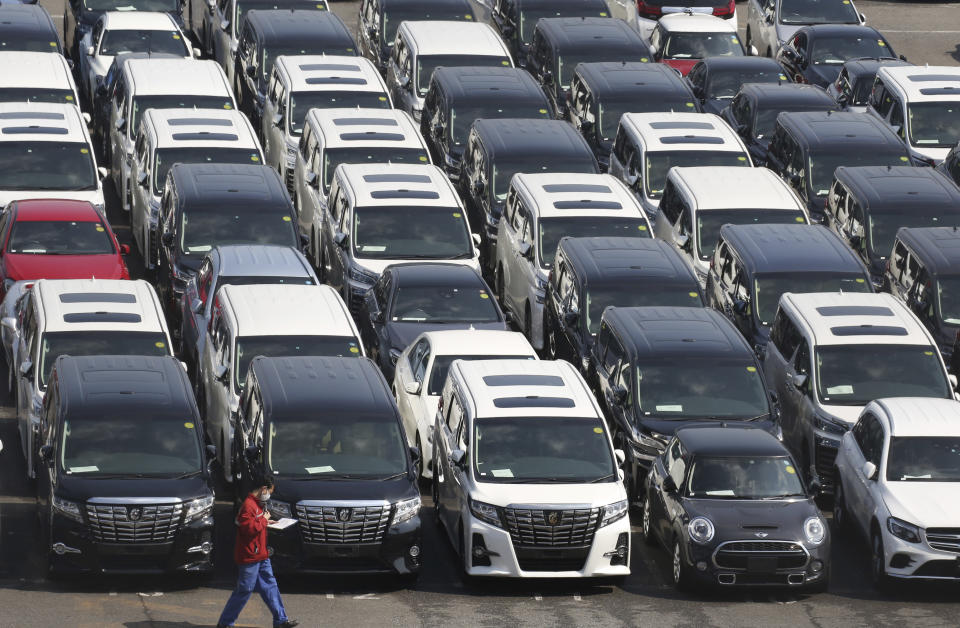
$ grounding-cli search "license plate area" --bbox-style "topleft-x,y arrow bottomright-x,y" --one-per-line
746,556 -> 778,573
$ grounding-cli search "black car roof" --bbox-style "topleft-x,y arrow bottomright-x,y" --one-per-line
472,118 -> 597,163
575,62 -> 693,100
381,0 -> 471,9
246,10 -> 354,46
843,58 -> 911,80
776,111 -> 906,152
697,56 -> 785,74
169,163 -> 292,209
835,166 -> 960,214
795,24 -> 888,41
0,4 -> 56,36
720,224 -> 869,275
252,356 -> 397,420
53,355 -> 197,420
559,237 -> 699,286
677,425 -> 789,457
739,83 -> 836,109
603,306 -> 754,360
513,0 -> 609,9
387,262 -> 487,288
535,17 -> 647,53
431,67 -> 548,106
896,227 -> 960,278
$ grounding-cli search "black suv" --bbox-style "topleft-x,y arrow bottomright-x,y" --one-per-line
545,237 -> 704,375
686,56 -> 788,116
421,66 -> 551,181
0,4 -> 62,54
569,61 -> 699,169
38,355 -> 215,575
828,58 -> 911,111
526,17 -> 650,119
490,0 -> 611,69
707,223 -> 873,356
721,83 -> 837,167
777,25 -> 900,89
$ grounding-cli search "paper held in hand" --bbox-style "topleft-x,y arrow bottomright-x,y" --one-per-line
267,518 -> 297,530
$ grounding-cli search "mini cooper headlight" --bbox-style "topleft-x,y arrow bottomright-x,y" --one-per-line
887,517 -> 921,544
392,496 -> 421,525
688,516 -> 715,545
804,516 -> 826,546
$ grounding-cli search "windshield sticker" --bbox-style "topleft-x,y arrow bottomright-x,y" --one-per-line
418,155 -> 428,162
306,465 -> 335,474
378,96 -> 387,101
250,154 -> 260,162
600,11 -> 608,16
638,224 -> 647,231
361,245 -> 386,252
172,34 -> 181,40
685,102 -> 694,108
900,156 -> 909,162
465,14 -> 472,19
746,366 -> 757,372
184,422 -> 194,429
924,350 -> 934,355
69,466 -> 99,473
737,156 -> 747,161
826,384 -> 853,395
95,225 -> 105,232
593,427 -> 603,434
785,465 -> 797,474
641,57 -> 649,63
878,40 -> 886,46
856,278 -> 866,283
491,468 -> 514,478
155,341 -> 165,348
689,292 -> 698,298
317,3 -> 324,7
223,103 -> 233,109
501,60 -> 510,66
795,216 -> 805,222
480,291 -> 489,299
49,42 -> 57,47
349,346 -> 360,353
656,404 -> 683,412
539,108 -> 548,114
80,148 -> 89,154
282,215 -> 292,221
65,95 -> 74,101
779,74 -> 788,81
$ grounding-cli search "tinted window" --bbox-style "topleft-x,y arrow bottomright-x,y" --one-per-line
907,103 -> 960,149
886,437 -> 960,482
687,456 -> 805,498
635,360 -> 769,419
99,30 -> 190,56
816,344 -> 950,405
417,55 -> 510,96
235,334 -> 361,390
645,150 -> 749,198
538,217 -> 649,268
586,285 -> 701,334
696,209 -> 807,260
391,285 -> 499,323
8,219 -> 115,255
754,273 -> 870,326
289,90 -> 390,135
352,206 -> 472,259
180,208 -> 297,254
154,147 -> 262,195
810,35 -> 893,65
663,33 -> 744,59
427,354 -> 534,396
0,142 -> 96,192
778,0 -> 860,24
322,147 -> 429,191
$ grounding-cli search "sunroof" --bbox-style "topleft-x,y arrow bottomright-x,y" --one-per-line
553,200 -> 622,210
908,75 -> 960,82
299,63 -> 361,72
2,126 -> 68,135
0,112 -> 65,120
63,312 -> 142,323
369,190 -> 440,199
167,118 -> 233,127
362,174 -> 431,183
60,293 -> 136,304
660,135 -> 725,144
649,121 -> 714,130
816,306 -> 893,317
919,87 -> 960,95
482,375 -> 564,387
492,396 -> 576,409
334,118 -> 398,126
830,325 -> 907,336
542,184 -> 611,194
339,132 -> 405,141
171,132 -> 239,141
305,77 -> 368,85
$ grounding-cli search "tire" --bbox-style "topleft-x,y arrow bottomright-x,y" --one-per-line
871,531 -> 893,594
642,498 -> 657,547
806,565 -> 830,594
832,475 -> 848,535
672,538 -> 694,592
766,47 -> 773,58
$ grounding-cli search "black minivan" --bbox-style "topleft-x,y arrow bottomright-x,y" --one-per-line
490,0 -> 611,68
233,355 -> 421,577
38,355 -> 215,575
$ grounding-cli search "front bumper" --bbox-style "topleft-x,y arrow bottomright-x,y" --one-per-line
883,529 -> 960,580
684,538 -> 829,588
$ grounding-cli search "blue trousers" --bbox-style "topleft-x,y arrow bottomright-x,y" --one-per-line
218,558 -> 289,627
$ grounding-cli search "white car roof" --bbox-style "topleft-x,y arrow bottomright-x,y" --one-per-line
0,51 -> 74,91
668,166 -> 806,211
659,13 -> 739,33
423,329 -> 536,357
214,244 -> 315,279
399,21 -> 511,59
872,398 -> 960,438
143,108 -> 261,151
0,102 -> 90,144
124,58 -> 231,97
220,283 -> 358,338
877,65 -> 960,103
99,10 -> 180,31
781,292 -> 935,347
620,112 -> 749,154
33,279 -> 168,335
276,55 -> 389,95
310,108 -> 427,150
337,163 -> 461,208
512,173 -> 649,221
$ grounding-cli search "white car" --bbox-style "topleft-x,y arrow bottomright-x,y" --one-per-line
393,329 -> 537,479
834,397 -> 960,589
0,51 -> 81,108
746,0 -> 864,59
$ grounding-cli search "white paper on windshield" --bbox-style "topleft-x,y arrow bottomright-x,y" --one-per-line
656,405 -> 683,412
268,517 -> 297,530
361,245 -> 386,252
706,490 -> 735,496
818,189 -> 829,196
68,466 -> 99,473
305,466 -> 335,474
491,468 -> 514,478
826,385 -> 853,395
902,474 -> 932,479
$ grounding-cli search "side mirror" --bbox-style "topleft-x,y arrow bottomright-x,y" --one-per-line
334,231 -> 348,248
409,445 -> 421,464
191,298 -> 203,314
733,299 -> 748,316
663,475 -> 677,493
207,444 -> 218,459
214,364 -> 229,383
305,171 -> 317,186
518,241 -> 532,259
471,233 -> 481,248
862,461 -> 877,481
272,112 -> 283,127
137,170 -> 148,186
39,444 -> 53,466
579,119 -> 594,134
788,172 -> 802,188
765,12 -> 774,24
612,385 -> 628,406
791,372 -> 808,390
404,380 -> 421,395
749,45 -> 759,57
398,75 -> 410,88
244,444 -> 259,460
19,360 -> 33,379
119,244 -> 131,255
98,167 -> 109,180
1,316 -> 17,332
563,310 -> 579,327
949,373 -> 958,390
675,233 -> 690,250
859,12 -> 867,23
161,232 -> 174,246
449,448 -> 466,467
899,54 -> 908,62
367,26 -> 378,40
849,234 -> 862,249
85,45 -> 94,56
220,19 -> 230,31
614,449 -> 625,467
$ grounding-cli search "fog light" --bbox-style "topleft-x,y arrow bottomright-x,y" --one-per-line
605,532 -> 629,566
51,542 -> 80,555
201,541 -> 212,554
890,553 -> 913,569
696,561 -> 708,571
811,559 -> 823,572
471,533 -> 493,567
409,545 -> 420,558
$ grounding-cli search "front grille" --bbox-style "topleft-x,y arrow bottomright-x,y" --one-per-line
284,166 -> 295,193
814,441 -> 838,486
85,503 -> 183,543
296,503 -> 390,544
502,507 -> 600,548
714,540 -> 808,571
517,556 -> 587,572
913,559 -> 960,578
926,528 -> 960,553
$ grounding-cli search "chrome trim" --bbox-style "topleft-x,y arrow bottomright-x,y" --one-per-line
505,503 -> 593,510
711,539 -> 810,571
297,500 -> 389,508
88,497 -> 182,504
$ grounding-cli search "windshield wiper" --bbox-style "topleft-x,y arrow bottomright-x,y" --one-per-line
169,470 -> 203,479
590,473 -> 616,483
379,472 -> 407,481
759,493 -> 806,500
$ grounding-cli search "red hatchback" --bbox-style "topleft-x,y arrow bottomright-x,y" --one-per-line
0,199 -> 129,299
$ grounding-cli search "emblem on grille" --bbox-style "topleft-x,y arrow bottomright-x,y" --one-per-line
128,507 -> 143,521
754,532 -> 768,538
545,511 -> 562,526
336,508 -> 352,522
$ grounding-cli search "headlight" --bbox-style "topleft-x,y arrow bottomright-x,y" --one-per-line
392,496 -> 420,525
267,499 -> 291,520
185,495 -> 215,521
804,516 -> 826,546
53,496 -> 82,522
600,500 -> 628,528
389,348 -> 401,365
887,516 -> 921,543
688,516 -> 715,544
469,498 -> 501,528
285,142 -> 298,167
348,264 -> 378,285
813,412 -> 847,436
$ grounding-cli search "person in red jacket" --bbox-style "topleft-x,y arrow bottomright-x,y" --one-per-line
217,475 -> 298,628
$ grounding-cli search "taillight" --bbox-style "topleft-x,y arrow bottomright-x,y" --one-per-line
637,0 -> 662,18
713,0 -> 735,16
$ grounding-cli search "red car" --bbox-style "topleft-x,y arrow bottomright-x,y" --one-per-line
649,13 -> 750,76
0,199 -> 129,299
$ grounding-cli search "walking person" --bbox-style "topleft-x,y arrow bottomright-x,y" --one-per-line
217,475 -> 298,628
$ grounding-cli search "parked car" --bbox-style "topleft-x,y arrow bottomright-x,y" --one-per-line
0,50 -> 81,106
935,141 -> 960,188
490,0 -> 611,68
647,13 -> 753,77
776,24 -> 898,88
64,0 -> 184,61
0,4 -> 62,54
827,58 -> 911,113
746,0 -> 865,59
685,56 -> 788,115
610,0 -> 738,28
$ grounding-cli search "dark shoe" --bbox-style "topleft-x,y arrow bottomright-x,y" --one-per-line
277,621 -> 299,628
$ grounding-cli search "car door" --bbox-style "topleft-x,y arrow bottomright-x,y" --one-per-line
263,72 -> 285,172
845,413 -> 883,536
784,339 -> 814,463
360,272 -> 391,361
764,310 -> 801,439
515,213 -> 538,325
328,198 -> 351,296
108,76 -> 128,190
652,439 -> 687,542
182,258 -> 214,369
498,197 -> 524,313
213,0 -> 235,80
395,338 -> 429,440
437,395 -> 465,534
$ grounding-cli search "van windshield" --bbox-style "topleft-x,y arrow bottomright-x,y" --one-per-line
262,45 -> 358,82
61,415 -> 202,476
815,344 -> 950,405
557,50 -> 650,89
754,103 -> 835,140
753,273 -> 871,326
289,90 -> 391,135
539,217 -> 650,268
867,210 -> 960,260
807,150 -> 908,198
322,147 -> 429,192
519,9 -> 609,43
937,277 -> 960,325
0,88 -> 77,105
635,360 -> 769,420
132,95 -> 234,137
98,29 -> 190,56
599,99 -> 694,141
586,285 -> 702,334
645,150 -> 749,199
417,55 -> 511,96
40,331 -> 170,389
0,34 -> 61,53
908,102 -> 960,149
180,208 -> 298,254
427,355 -> 535,396
662,33 -> 744,60
492,158 -> 598,201
234,334 -> 362,391
84,0 -> 178,10
267,414 -> 406,478
450,105 -> 551,146
810,35 -> 893,66
473,416 -> 616,483
706,68 -> 786,99
154,148 -> 262,195
0,142 -> 97,192
352,206 -> 472,260
696,209 -> 807,261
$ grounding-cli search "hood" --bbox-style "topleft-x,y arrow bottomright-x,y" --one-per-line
819,403 -> 864,426
4,252 -> 126,282
0,189 -> 103,209
685,497 -> 820,539
703,98 -> 729,115
58,473 -> 212,502
473,479 -> 625,508
882,481 -> 960,528
356,257 -> 479,277
271,474 -> 417,505
638,415 -> 775,437
386,320 -> 506,353
90,55 -> 112,78
663,59 -> 698,76
806,64 -> 843,88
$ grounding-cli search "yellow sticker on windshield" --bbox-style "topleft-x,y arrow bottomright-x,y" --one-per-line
856,278 -> 866,283
418,155 -> 427,162
638,225 -> 647,231
731,37 -> 739,44
795,216 -> 805,222
747,366 -> 757,372
349,346 -> 360,353
282,215 -> 292,221
453,212 -> 461,218
465,14 -> 472,19
641,57 -> 649,63
251,155 -> 260,162
65,95 -> 74,101
779,74 -> 788,81
689,292 -> 698,298
738,156 -> 747,161
501,60 -> 510,66
925,351 -> 934,355
95,226 -> 105,232
593,427 -> 603,434
155,341 -> 165,348
480,293 -> 489,299
539,108 -> 548,114
600,12 -> 608,16
184,422 -> 194,429
80,148 -> 89,154
785,465 -> 796,474
49,42 -> 57,47
686,102 -> 694,108
224,103 -> 233,109
173,34 -> 181,39
378,96 -> 387,101
900,156 -> 909,162
316,3 -> 324,7
878,40 -> 886,46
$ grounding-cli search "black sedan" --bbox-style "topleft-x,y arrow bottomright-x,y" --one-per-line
686,56 -> 790,115
777,25 -> 900,89
642,426 -> 830,592
357,263 -> 508,380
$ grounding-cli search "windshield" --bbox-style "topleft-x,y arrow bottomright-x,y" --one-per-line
687,456 -> 805,498
779,0 -> 861,24
810,35 -> 892,65
180,209 -> 297,254
558,50 -> 649,89
0,34 -> 61,53
938,278 -> 960,325
645,151 -> 749,199
7,220 -> 115,255
636,361 -> 769,419
886,437 -> 960,482
427,354 -> 534,396
586,285 -> 701,334
663,33 -> 744,60
267,414 -> 406,478
132,95 -> 234,137
323,147 -> 428,192
98,30 -> 189,56
383,8 -> 472,48
473,416 -> 616,483
237,0 -> 327,26
154,148 -> 262,195
539,217 -> 650,268
353,206 -> 472,260
235,334 -> 361,391
816,344 -> 950,405
0,142 -> 96,192
754,274 -> 870,326
61,415 -> 202,476
289,90 -> 390,135
262,44 -> 356,82
84,0 -> 178,9
391,286 -> 499,323
40,331 -> 170,388
599,99 -> 694,141
492,159 -> 598,202
907,102 -> 960,149
868,211 -> 960,260
697,209 -> 807,261
0,88 -> 77,105
707,68 -> 786,99
519,8 -> 609,43
417,54 -> 511,96
808,151 -> 908,198
451,104 -> 551,146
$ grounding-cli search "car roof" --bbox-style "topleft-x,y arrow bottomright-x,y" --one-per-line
337,163 -> 460,208
698,56 -> 785,74
575,61 -> 693,100
33,278 -> 167,334
513,172 -> 647,220
431,66 -> 547,105
834,166 -> 960,213
0,4 -> 56,37
169,163 -> 289,208
603,306 -> 754,359
560,237 -> 700,286
143,108 -> 260,150
777,111 -> 906,151
387,262 -> 486,287
381,0 -> 472,8
0,101 -> 89,143
720,224 -> 869,275
796,24 -> 886,39
399,21 -> 509,57
220,283 -> 357,337
471,118 -> 597,162
842,58 -> 911,80
99,10 -> 179,30
895,227 -> 960,277
659,13 -> 738,33
0,51 -> 73,89
738,82 -> 836,108
419,329 -> 535,356
245,10 -> 354,46
124,58 -> 230,97
511,0 -> 609,8
13,198 -> 103,222
309,107 -> 426,150
872,398 -> 960,438
620,112 -> 748,153
781,291 -> 932,347
211,244 -> 314,279
668,166 -> 804,211
276,55 -> 387,94
877,65 -> 960,102
534,16 -> 647,51
676,426 -> 789,457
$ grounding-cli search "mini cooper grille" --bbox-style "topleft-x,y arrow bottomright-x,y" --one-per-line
502,507 -> 600,548
926,528 -> 960,553
85,503 -> 183,543
296,504 -> 390,544
714,540 -> 808,570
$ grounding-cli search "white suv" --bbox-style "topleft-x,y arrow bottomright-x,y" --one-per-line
834,397 -> 960,589
432,358 -> 630,579
0,51 -> 81,108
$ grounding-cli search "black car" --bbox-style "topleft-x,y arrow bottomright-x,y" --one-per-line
490,0 -> 611,69
234,355 -> 422,577
707,224 -> 873,356
591,306 -> 778,505
457,118 -> 599,268
357,263 -> 507,380
686,56 -> 789,116
777,25 -> 899,89
234,10 -> 356,126
421,66 -> 552,181
38,355 -> 215,575
935,141 -> 960,188
643,426 -> 829,592
64,0 -> 183,61
526,17 -> 651,119
827,58 -> 911,111
721,82 -> 837,166
569,61 -> 699,169
545,237 -> 704,375
0,4 -> 61,54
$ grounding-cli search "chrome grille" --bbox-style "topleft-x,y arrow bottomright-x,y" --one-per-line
713,540 -> 808,570
926,528 -> 960,553
502,507 -> 600,548
296,503 -> 390,544
85,503 -> 183,543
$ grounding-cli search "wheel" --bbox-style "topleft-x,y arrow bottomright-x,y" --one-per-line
871,531 -> 893,593
806,565 -> 830,594
642,498 -> 657,546
832,475 -> 848,535
672,538 -> 694,592
766,47 -> 773,58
